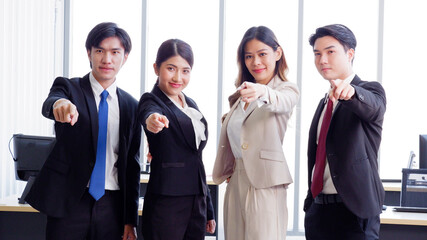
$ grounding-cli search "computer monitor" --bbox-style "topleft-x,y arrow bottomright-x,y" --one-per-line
10,134 -> 56,203
420,135 -> 427,169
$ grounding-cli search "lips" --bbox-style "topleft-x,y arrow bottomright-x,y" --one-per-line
253,68 -> 265,73
170,83 -> 182,88
100,67 -> 113,72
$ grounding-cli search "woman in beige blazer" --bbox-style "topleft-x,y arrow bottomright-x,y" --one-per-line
213,26 -> 299,240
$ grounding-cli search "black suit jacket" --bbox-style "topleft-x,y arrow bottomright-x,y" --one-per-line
304,75 -> 386,219
137,84 -> 214,220
26,74 -> 141,226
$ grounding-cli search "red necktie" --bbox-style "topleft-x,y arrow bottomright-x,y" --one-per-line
311,99 -> 333,198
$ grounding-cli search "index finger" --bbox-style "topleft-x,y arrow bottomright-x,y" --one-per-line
159,115 -> 169,128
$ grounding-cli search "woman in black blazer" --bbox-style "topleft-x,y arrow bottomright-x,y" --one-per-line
138,39 -> 215,240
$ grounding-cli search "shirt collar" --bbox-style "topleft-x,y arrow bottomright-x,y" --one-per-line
89,72 -> 117,99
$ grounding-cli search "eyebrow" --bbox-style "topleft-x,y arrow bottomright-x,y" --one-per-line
245,48 -> 269,54
166,63 -> 191,69
94,46 -> 123,51
313,45 -> 336,52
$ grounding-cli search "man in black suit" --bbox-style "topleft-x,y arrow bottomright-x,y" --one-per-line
26,22 -> 141,240
303,24 -> 386,240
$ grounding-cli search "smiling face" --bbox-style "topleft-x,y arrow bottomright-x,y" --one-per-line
243,39 -> 282,85
313,36 -> 354,82
155,55 -> 191,102
87,36 -> 128,88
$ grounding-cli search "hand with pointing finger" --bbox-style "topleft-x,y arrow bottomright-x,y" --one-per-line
146,113 -> 169,134
53,98 -> 79,126
238,82 -> 266,103
329,79 -> 355,102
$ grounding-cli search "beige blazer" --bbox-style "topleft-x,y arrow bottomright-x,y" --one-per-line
213,76 -> 300,189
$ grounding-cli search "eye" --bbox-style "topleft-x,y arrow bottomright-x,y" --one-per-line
259,52 -> 267,57
167,67 -> 175,71
328,50 -> 335,54
245,55 -> 252,59
314,52 -> 320,56
95,49 -> 103,53
183,69 -> 191,74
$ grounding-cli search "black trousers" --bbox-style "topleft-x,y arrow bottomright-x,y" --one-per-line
46,189 -> 123,240
304,201 -> 380,240
141,193 -> 207,240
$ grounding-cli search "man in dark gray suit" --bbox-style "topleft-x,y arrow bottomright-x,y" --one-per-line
26,22 -> 141,240
304,24 -> 386,240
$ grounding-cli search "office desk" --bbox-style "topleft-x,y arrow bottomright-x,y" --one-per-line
0,175 -> 218,240
0,195 -> 46,240
380,206 -> 427,240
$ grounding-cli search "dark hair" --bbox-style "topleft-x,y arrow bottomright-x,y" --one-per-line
155,39 -> 194,69
309,24 -> 357,52
85,22 -> 132,54
236,26 -> 289,87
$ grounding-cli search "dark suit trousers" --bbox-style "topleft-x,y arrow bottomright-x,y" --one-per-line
141,193 -> 207,240
46,189 -> 123,240
304,201 -> 380,240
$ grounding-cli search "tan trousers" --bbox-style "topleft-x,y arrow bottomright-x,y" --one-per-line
224,158 -> 288,240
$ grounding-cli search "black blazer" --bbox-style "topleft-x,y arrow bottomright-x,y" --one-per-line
304,75 -> 386,219
137,84 -> 214,220
26,74 -> 141,226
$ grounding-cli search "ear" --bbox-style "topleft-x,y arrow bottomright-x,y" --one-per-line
87,49 -> 91,61
122,53 -> 129,65
347,48 -> 355,63
275,46 -> 283,61
153,63 -> 159,76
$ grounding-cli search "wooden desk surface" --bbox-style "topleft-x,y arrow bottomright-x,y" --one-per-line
2,196 -> 427,226
383,182 -> 401,192
0,195 -> 38,213
0,195 -> 146,216
381,206 -> 427,226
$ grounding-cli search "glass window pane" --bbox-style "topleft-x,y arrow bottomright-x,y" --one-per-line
381,0 -> 427,179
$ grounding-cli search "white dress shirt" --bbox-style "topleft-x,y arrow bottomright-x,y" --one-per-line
89,72 -> 120,190
166,92 -> 206,149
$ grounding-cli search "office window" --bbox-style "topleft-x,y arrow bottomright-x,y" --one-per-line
381,0 -> 427,179
0,0 -> 62,198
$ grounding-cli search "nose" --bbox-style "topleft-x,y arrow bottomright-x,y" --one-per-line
102,52 -> 112,63
253,55 -> 261,65
172,71 -> 181,82
319,54 -> 328,64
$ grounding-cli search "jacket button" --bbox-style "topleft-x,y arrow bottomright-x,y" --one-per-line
89,162 -> 94,167
241,143 -> 248,150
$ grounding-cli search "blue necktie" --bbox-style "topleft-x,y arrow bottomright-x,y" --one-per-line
89,90 -> 109,200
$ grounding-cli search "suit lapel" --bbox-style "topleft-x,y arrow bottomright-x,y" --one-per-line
80,74 -> 98,152
152,85 -> 197,150
116,88 -> 127,156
